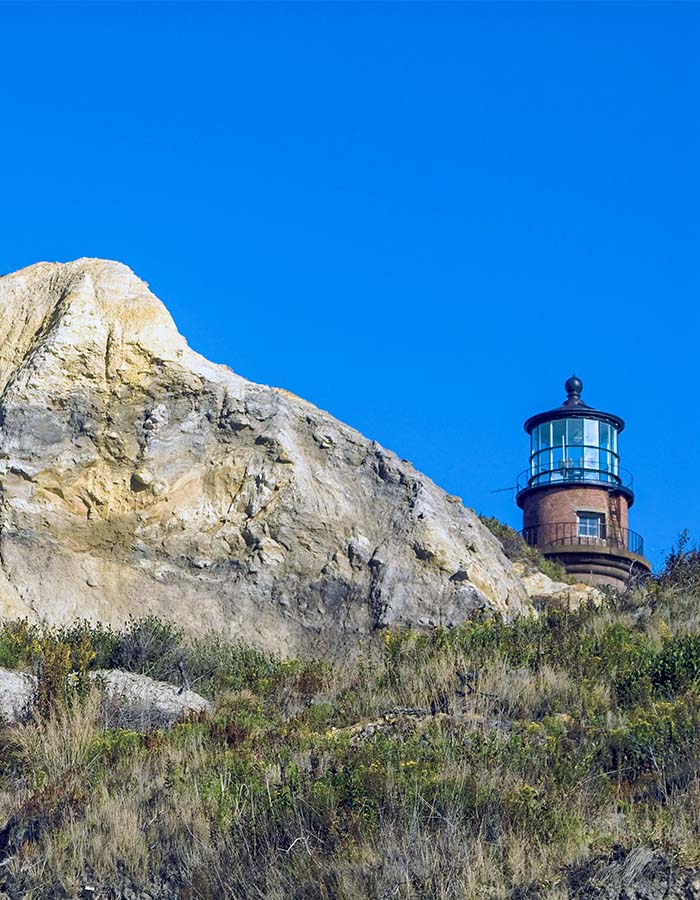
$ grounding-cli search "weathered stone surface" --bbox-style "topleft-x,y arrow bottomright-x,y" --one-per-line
0,667 -> 209,728
92,670 -> 211,729
0,259 -> 531,654
0,670 -> 34,723
515,564 -> 602,609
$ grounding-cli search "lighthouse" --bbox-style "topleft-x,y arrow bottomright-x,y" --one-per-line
516,376 -> 651,588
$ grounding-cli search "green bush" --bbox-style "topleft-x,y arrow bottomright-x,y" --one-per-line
106,615 -> 184,681
479,515 -> 572,582
0,619 -> 39,668
615,633 -> 700,706
32,631 -> 94,717
658,530 -> 700,593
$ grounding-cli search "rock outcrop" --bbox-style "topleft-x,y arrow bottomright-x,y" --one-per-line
93,670 -> 211,729
0,259 -> 531,654
514,564 -> 603,610
0,667 -> 210,728
0,670 -> 35,723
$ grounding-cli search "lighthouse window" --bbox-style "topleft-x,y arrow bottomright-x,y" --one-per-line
584,419 -> 599,470
599,424 -> 611,476
552,420 -> 566,446
567,419 -> 583,446
584,419 -> 598,446
551,420 -> 566,473
578,512 -> 605,538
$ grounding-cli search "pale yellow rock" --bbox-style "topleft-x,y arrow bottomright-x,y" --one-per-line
515,564 -> 603,608
0,259 -> 532,654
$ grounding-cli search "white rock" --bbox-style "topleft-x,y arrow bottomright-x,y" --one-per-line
91,670 -> 210,728
517,565 -> 603,608
0,667 -> 210,729
0,670 -> 35,722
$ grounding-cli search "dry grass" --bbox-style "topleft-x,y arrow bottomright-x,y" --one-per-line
8,688 -> 103,786
41,787 -> 148,892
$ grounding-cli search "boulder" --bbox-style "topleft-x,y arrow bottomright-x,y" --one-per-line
0,666 -> 210,728
516,565 -> 603,609
0,669 -> 35,723
91,669 -> 211,729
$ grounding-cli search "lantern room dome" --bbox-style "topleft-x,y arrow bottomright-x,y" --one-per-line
523,376 -> 624,434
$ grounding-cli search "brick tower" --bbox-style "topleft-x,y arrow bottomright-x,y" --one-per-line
516,376 -> 651,588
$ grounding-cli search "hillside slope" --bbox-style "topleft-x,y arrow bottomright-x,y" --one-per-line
0,259 -> 530,652
0,582 -> 697,899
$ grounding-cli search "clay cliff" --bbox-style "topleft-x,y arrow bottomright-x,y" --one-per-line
0,259 -> 531,653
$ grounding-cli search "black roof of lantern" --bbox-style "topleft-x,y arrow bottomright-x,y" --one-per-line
523,376 -> 625,434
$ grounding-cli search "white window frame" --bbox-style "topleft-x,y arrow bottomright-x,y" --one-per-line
577,511 -> 605,538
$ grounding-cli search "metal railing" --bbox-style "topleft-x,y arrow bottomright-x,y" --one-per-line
522,521 -> 645,556
516,466 -> 635,497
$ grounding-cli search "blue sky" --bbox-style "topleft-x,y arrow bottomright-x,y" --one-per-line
1,2 -> 698,570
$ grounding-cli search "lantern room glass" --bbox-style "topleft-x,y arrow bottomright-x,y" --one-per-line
529,418 -> 620,486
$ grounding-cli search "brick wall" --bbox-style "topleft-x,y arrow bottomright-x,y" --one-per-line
522,486 -> 630,532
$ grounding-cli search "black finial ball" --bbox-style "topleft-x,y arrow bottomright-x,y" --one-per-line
565,375 -> 583,396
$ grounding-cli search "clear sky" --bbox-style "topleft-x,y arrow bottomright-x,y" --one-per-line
1,2 -> 698,570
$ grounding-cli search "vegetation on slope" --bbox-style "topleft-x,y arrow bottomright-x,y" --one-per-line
479,515 -> 574,583
0,539 -> 700,898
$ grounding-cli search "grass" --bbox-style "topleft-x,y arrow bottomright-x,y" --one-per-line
0,540 -> 699,897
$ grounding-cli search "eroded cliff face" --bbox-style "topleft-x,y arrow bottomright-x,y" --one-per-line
0,259 -> 530,653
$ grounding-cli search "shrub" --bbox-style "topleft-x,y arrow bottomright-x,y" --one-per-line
0,619 -> 39,669
106,616 -> 184,682
32,632 -> 95,717
658,530 -> 700,593
479,515 -> 571,582
181,635 -> 285,697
